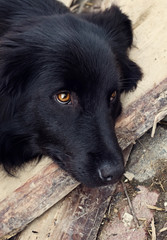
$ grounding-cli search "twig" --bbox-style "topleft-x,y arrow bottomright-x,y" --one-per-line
121,181 -> 140,228
159,226 -> 167,233
70,4 -> 79,12
146,204 -> 164,211
151,106 -> 167,137
77,0 -> 88,13
151,218 -> 156,240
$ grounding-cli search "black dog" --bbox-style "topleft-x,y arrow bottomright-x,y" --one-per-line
0,0 -> 142,187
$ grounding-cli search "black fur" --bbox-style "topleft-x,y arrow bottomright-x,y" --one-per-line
0,0 -> 142,187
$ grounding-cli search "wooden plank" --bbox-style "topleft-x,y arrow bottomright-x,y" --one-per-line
16,185 -> 115,240
0,163 -> 79,240
61,0 -> 73,7
116,78 -> 167,149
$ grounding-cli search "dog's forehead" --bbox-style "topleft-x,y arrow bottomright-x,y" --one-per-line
40,15 -> 120,92
61,39 -> 120,95
30,16 -> 120,96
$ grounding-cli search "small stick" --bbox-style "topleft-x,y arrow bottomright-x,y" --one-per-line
151,107 -> 167,137
70,4 -> 79,12
121,181 -> 140,228
151,218 -> 156,240
159,226 -> 167,233
77,0 -> 88,13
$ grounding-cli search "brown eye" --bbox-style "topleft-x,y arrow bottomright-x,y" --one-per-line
55,91 -> 71,104
110,91 -> 117,101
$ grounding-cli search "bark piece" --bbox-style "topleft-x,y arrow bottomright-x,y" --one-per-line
16,185 -> 116,240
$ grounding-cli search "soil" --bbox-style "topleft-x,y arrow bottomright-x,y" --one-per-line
98,124 -> 167,240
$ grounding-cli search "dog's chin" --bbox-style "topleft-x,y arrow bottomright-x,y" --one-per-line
72,174 -> 123,188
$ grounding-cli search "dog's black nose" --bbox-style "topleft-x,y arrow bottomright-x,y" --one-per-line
98,164 -> 113,181
98,163 -> 124,182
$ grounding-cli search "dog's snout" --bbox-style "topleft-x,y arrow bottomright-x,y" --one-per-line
98,162 -> 124,183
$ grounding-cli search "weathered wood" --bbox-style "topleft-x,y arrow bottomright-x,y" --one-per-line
61,0 -> 73,7
0,163 -> 79,240
116,78 -> 167,149
16,185 -> 115,240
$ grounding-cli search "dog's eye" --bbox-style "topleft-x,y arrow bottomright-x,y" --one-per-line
55,91 -> 71,104
110,91 -> 117,102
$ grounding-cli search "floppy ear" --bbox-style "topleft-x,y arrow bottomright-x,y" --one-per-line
0,48 -> 41,172
81,5 -> 142,92
0,121 -> 40,173
81,5 -> 133,51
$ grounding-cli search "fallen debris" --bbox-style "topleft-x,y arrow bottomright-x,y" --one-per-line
151,106 -> 167,137
124,171 -> 135,181
159,226 -> 167,233
122,212 -> 133,227
146,204 -> 164,211
151,218 -> 156,240
122,181 -> 140,228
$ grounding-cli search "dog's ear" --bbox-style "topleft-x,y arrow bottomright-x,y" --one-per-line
81,5 -> 133,51
0,36 -> 36,97
118,56 -> 142,92
0,122 -> 40,173
81,5 -> 142,92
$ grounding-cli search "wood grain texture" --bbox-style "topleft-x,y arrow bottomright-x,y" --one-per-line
61,0 -> 73,7
0,164 -> 79,240
116,78 -> 167,149
16,185 -> 116,240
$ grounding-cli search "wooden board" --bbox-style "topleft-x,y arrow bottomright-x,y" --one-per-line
0,162 -> 79,239
15,185 -> 115,240
0,0 -> 167,239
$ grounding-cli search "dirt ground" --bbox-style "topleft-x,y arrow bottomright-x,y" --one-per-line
97,123 -> 167,240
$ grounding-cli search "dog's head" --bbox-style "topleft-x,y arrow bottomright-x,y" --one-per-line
0,6 -> 142,187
